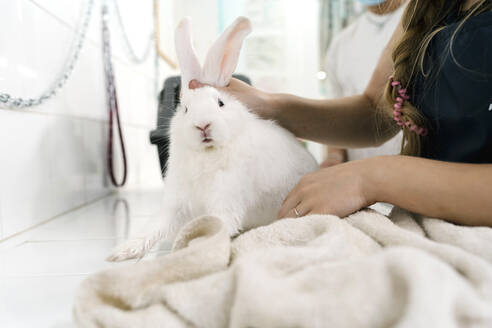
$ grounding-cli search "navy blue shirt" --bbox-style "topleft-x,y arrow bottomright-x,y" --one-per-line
412,8 -> 492,163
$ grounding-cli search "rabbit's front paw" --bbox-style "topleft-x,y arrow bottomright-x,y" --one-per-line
106,238 -> 152,262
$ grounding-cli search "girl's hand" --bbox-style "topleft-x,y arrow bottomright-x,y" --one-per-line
189,78 -> 274,119
278,158 -> 378,219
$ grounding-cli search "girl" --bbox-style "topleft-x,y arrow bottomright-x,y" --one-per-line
190,0 -> 492,226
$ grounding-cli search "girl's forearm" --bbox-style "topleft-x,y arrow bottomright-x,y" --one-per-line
367,155 -> 492,226
263,16 -> 400,147
267,93 -> 397,148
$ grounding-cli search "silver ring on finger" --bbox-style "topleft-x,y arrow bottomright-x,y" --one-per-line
294,206 -> 300,217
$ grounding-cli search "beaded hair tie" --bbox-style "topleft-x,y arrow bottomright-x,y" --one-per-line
388,75 -> 428,136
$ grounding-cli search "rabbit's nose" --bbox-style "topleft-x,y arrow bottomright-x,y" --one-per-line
195,123 -> 211,132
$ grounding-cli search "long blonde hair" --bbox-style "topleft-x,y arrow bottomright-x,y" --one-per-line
383,0 -> 492,156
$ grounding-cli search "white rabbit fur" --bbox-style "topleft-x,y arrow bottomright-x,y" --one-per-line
107,17 -> 318,262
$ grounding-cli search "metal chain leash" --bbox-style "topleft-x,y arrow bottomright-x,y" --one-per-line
112,0 -> 153,64
102,2 -> 116,115
102,0 -> 127,187
0,0 -> 94,109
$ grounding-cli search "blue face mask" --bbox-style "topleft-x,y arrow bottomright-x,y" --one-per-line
356,0 -> 386,5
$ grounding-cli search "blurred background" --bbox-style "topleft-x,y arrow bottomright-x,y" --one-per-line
0,0 -> 370,326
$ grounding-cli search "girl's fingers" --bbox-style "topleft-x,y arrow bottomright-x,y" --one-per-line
188,79 -> 206,89
288,202 -> 310,218
284,204 -> 301,219
278,189 -> 302,219
188,77 -> 246,91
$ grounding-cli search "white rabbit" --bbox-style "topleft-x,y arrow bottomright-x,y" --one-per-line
107,16 -> 318,262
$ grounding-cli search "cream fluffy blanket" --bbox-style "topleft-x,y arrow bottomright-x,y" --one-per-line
74,208 -> 492,327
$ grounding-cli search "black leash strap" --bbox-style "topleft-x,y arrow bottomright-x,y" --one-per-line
102,2 -> 127,187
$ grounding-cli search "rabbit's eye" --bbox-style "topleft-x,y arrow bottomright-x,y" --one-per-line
218,99 -> 224,107
184,106 -> 188,113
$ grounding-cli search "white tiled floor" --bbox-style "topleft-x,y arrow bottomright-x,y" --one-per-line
0,190 -> 171,328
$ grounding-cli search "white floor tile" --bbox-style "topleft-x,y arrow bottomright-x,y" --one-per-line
113,190 -> 164,216
2,191 -> 165,243
0,239 -> 121,276
22,197 -> 149,241
0,190 -> 171,326
1,274 -> 84,328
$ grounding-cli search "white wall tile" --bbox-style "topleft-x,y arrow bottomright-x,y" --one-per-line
82,119 -> 111,202
30,0 -> 169,77
0,111 -> 55,237
0,0 -> 80,108
135,127 -> 164,189
30,0 -> 117,59
0,197 -> 3,239
49,116 -> 89,216
82,119 -> 163,198
113,62 -> 158,128
0,1 -> 24,95
0,111 -> 104,237
0,112 -> 130,238
137,126 -> 164,190
28,0 -> 86,38
0,0 -> 173,240
22,31 -> 108,121
0,0 -> 158,122
59,41 -> 108,120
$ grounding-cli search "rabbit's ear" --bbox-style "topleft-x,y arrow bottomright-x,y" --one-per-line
175,17 -> 202,91
201,16 -> 251,87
